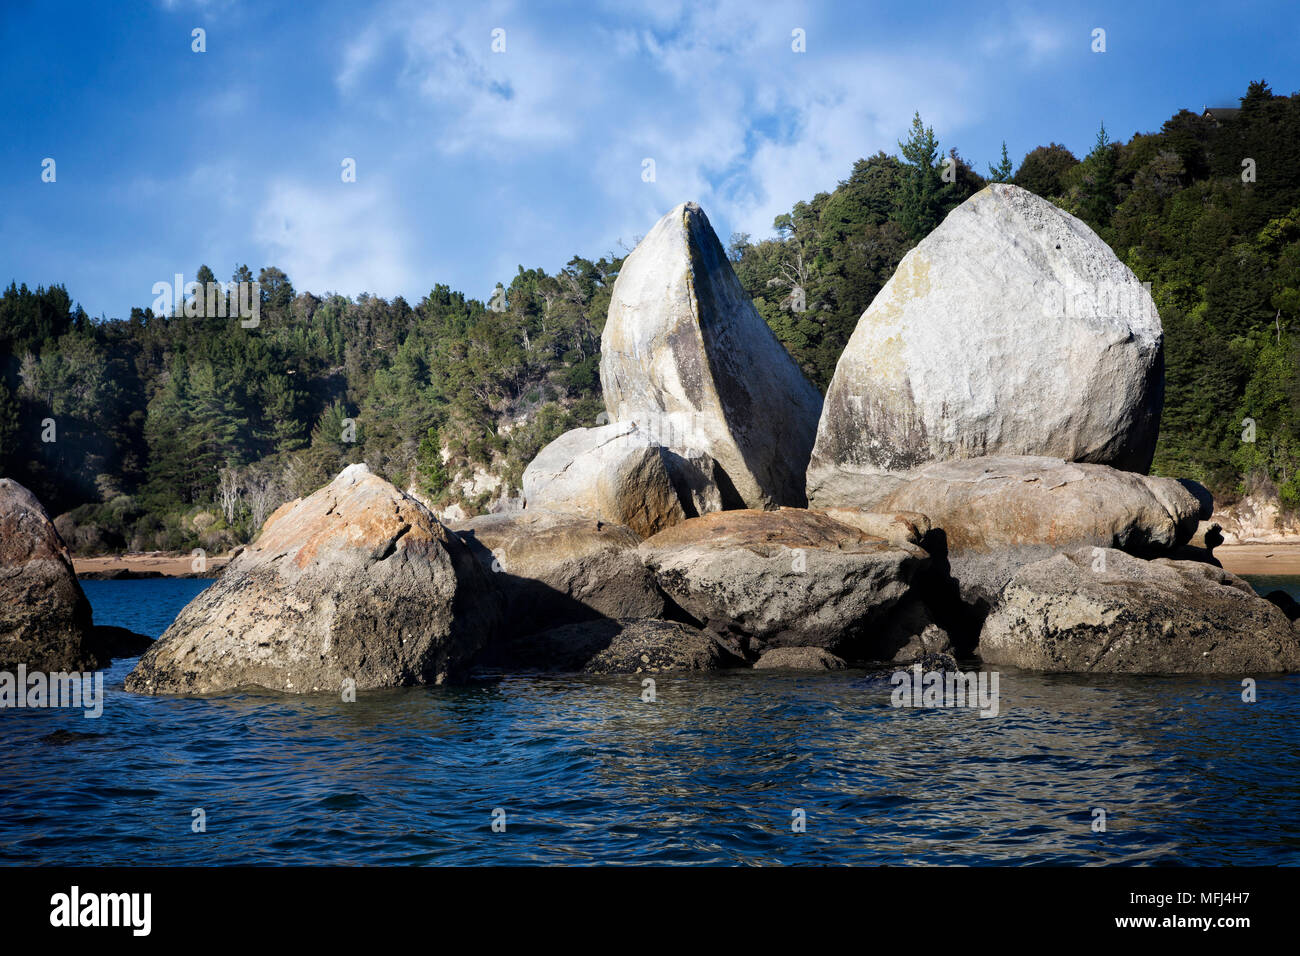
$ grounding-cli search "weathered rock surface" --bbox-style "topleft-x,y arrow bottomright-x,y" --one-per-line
600,201 -> 824,509
807,183 -> 1164,502
126,464 -> 501,695
0,478 -> 99,671
451,509 -> 665,635
638,508 -> 926,659
979,548 -> 1300,673
811,456 -> 1206,614
521,422 -> 721,537
814,508 -> 931,547
753,646 -> 848,670
485,618 -> 734,674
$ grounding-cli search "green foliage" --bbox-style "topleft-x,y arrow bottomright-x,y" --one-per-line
988,141 -> 1014,183
1013,142 -> 1079,199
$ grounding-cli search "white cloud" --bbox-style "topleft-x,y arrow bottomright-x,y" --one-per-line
253,180 -> 422,299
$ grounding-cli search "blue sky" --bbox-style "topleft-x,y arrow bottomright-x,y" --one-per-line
1,0 -> 1296,320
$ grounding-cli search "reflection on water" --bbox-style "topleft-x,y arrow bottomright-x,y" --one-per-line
0,579 -> 1295,865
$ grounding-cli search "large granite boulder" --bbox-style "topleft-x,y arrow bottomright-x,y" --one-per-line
521,422 -> 720,538
807,184 -> 1163,503
482,618 -> 734,674
638,508 -> 926,659
980,548 -> 1300,673
450,509 -> 665,636
811,456 -> 1206,616
0,478 -> 98,671
601,201 -> 824,509
126,464 -> 501,695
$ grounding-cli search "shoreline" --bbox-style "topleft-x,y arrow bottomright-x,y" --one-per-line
1215,543 -> 1300,576
74,553 -> 231,579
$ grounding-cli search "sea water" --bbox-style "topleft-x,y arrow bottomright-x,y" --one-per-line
0,577 -> 1296,865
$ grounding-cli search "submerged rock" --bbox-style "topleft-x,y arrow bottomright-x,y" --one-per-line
807,183 -> 1163,503
753,647 -> 848,670
126,464 -> 501,695
870,596 -> 954,663
638,508 -> 925,659
451,509 -> 665,636
601,201 -> 823,509
0,478 -> 99,671
979,548 -> 1300,673
486,618 -> 734,674
88,625 -> 153,660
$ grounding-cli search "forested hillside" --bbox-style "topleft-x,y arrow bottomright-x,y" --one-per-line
3,80 -> 1299,554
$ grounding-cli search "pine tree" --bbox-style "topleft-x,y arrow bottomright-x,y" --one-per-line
988,141 -> 1014,183
898,112 -> 948,241
1075,122 -> 1118,228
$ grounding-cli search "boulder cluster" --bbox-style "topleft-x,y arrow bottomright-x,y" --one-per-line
10,187 -> 1299,693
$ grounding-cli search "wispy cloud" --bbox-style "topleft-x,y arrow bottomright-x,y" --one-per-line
253,180 -> 421,299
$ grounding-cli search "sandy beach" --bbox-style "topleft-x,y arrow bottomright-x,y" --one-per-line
74,552 -> 231,578
1215,543 -> 1300,576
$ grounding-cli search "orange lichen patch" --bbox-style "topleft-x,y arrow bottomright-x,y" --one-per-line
241,474 -> 446,569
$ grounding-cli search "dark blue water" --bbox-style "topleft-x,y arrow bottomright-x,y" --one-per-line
1,577 -> 1297,865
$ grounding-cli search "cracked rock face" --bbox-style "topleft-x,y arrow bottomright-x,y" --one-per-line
979,548 -> 1300,673
808,184 -> 1164,503
601,201 -> 824,509
126,464 -> 502,695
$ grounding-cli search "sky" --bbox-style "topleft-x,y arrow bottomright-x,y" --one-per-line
1,0 -> 1297,320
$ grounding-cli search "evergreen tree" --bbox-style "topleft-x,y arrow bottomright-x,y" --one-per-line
988,141 -> 1014,183
897,112 -> 949,241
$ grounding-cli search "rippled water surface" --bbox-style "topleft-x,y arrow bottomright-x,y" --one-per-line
1,578 -> 1297,865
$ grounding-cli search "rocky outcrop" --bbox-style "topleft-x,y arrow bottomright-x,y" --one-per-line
807,184 -> 1163,502
0,478 -> 99,671
451,509 -> 665,635
485,618 -> 735,674
600,201 -> 824,509
126,464 -> 501,695
753,647 -> 848,670
979,548 -> 1300,673
521,422 -> 721,537
810,456 -> 1206,615
638,508 -> 925,659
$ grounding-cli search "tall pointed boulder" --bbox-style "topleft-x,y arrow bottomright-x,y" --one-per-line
600,201 -> 823,509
